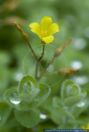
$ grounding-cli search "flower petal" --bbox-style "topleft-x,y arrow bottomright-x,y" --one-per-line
29,22 -> 40,35
40,16 -> 52,31
49,23 -> 60,35
42,36 -> 54,44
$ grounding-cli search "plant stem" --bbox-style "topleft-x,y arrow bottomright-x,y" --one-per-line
38,44 -> 45,62
46,39 -> 72,69
26,40 -> 38,61
40,39 -> 72,77
14,23 -> 38,61
35,44 -> 45,79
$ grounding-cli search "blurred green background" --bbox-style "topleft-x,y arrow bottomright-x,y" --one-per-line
0,0 -> 89,132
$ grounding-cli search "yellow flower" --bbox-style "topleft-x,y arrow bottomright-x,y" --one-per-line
29,16 -> 60,44
82,123 -> 89,129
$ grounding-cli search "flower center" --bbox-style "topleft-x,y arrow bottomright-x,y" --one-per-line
40,30 -> 48,37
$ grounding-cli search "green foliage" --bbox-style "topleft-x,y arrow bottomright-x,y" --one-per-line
15,109 -> 40,128
42,80 -> 89,128
0,0 -> 89,131
0,102 -> 11,126
19,76 -> 39,103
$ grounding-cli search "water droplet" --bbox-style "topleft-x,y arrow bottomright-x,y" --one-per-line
40,113 -> 47,120
76,100 -> 86,107
10,98 -> 21,105
73,38 -> 86,50
71,60 -> 82,70
9,92 -> 21,105
72,76 -> 89,85
15,73 -> 23,81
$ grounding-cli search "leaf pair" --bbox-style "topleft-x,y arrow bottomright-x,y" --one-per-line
4,75 -> 51,128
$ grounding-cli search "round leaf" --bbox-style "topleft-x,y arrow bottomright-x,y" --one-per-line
4,88 -> 21,108
15,109 -> 40,128
28,83 -> 51,107
61,80 -> 81,99
0,102 -> 11,126
19,76 -> 39,102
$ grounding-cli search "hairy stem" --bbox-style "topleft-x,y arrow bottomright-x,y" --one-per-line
14,23 -> 38,61
26,41 -> 38,61
35,44 -> 45,79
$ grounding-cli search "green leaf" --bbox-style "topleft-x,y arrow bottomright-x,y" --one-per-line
17,83 -> 51,110
18,76 -> 51,108
61,80 -> 81,99
15,109 -> 40,128
28,83 -> 51,107
19,75 -> 39,102
71,101 -> 88,118
64,95 -> 82,106
50,97 -> 76,125
4,87 -> 32,111
4,87 -> 21,108
0,102 -> 11,126
50,99 -> 67,125
64,91 -> 87,107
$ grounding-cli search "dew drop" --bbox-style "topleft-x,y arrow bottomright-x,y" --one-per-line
9,92 -> 21,105
40,113 -> 47,120
72,76 -> 89,85
10,98 -> 21,105
15,72 -> 23,81
71,60 -> 82,70
76,100 -> 86,108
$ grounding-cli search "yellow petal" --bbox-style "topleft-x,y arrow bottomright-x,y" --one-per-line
42,36 -> 54,44
29,22 -> 40,35
40,16 -> 52,31
49,23 -> 60,35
